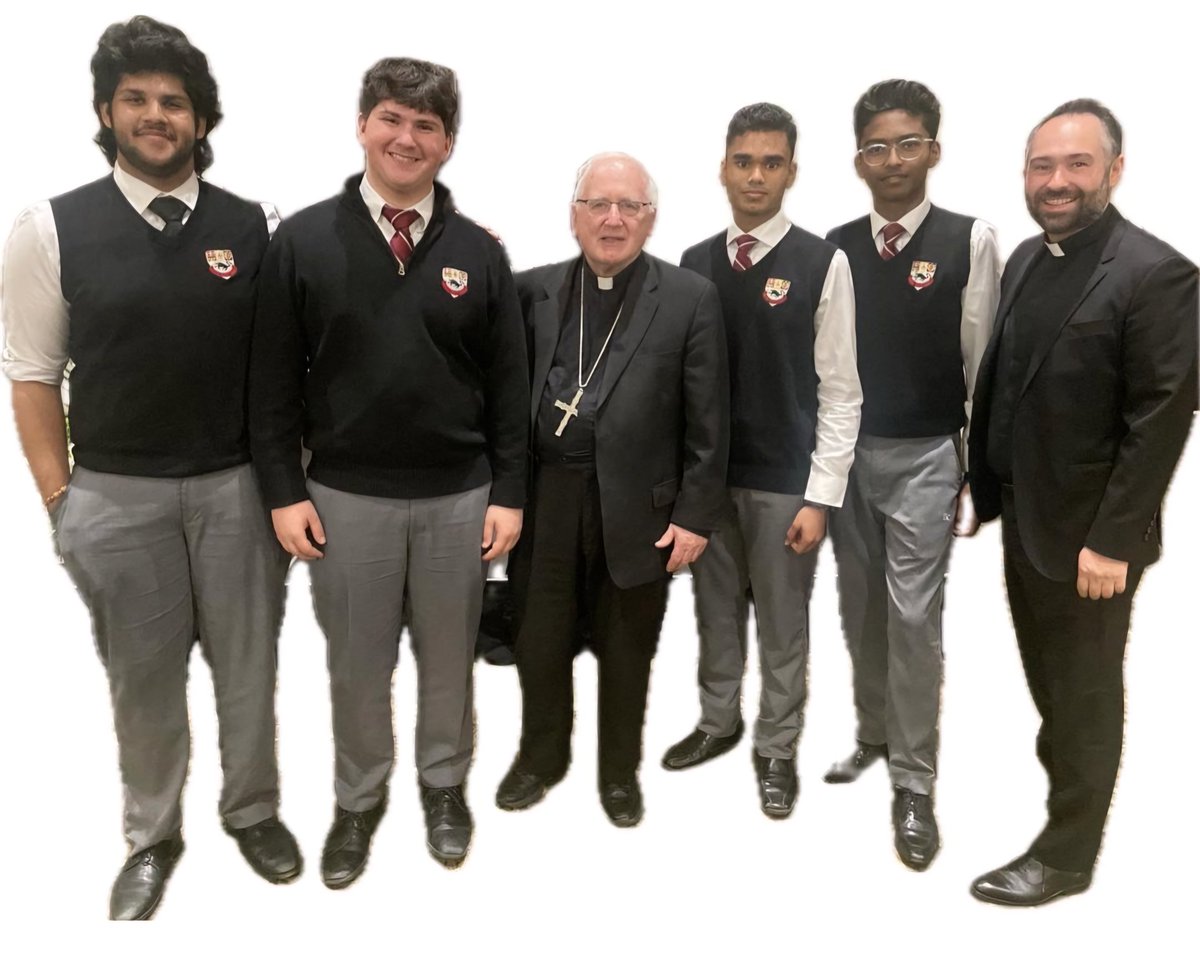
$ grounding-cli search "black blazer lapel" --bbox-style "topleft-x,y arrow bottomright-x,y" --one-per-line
1020,217 -> 1126,397
595,257 -> 662,409
529,260 -> 576,432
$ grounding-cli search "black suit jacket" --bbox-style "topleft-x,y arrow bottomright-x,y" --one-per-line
969,208 -> 1198,580
517,255 -> 730,589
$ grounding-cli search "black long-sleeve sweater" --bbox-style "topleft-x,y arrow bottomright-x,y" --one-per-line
249,177 -> 529,509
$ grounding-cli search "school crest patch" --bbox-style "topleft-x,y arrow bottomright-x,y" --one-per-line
205,249 -> 237,280
762,277 -> 791,307
442,267 -> 469,298
908,260 -> 937,291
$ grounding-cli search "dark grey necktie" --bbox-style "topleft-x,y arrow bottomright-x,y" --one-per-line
148,196 -> 189,237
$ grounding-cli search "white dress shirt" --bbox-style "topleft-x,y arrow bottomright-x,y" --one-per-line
359,176 -> 435,248
868,197 -> 1002,459
725,209 -> 863,507
1,164 -> 280,385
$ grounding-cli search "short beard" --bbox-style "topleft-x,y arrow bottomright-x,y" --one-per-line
117,136 -> 195,183
1027,162 -> 1113,240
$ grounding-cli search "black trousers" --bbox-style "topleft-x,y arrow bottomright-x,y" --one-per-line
1001,487 -> 1143,871
513,465 -> 669,784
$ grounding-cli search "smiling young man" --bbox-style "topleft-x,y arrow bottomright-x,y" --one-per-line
666,104 -> 861,819
1,16 -> 298,919
968,100 -> 1197,905
822,79 -> 1001,871
249,57 -> 528,883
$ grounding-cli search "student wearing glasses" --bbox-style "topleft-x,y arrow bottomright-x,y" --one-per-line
823,79 -> 1001,871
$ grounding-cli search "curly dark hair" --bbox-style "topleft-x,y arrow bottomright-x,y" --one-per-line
853,79 -> 941,143
359,57 -> 459,137
91,15 -> 222,174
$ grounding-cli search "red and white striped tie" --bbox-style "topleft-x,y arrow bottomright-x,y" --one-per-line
382,205 -> 421,271
879,222 -> 906,261
732,233 -> 757,272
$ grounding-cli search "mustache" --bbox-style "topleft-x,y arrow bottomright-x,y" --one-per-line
1035,186 -> 1081,203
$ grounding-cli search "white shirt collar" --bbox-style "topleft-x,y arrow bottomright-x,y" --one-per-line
726,208 -> 791,249
359,175 -> 435,228
112,163 -> 199,215
869,195 -> 931,239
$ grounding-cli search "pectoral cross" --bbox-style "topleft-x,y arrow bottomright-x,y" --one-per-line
553,388 -> 584,437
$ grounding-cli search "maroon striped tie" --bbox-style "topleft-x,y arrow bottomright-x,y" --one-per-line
880,222 -> 906,260
382,205 -> 421,270
732,233 -> 757,272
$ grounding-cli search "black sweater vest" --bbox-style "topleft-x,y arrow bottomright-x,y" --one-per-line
827,206 -> 974,438
681,226 -> 834,494
51,176 -> 269,477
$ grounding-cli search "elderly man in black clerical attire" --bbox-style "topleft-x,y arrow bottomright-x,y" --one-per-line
496,153 -> 729,826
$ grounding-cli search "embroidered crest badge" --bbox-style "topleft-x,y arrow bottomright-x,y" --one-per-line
442,267 -> 469,298
205,249 -> 237,280
762,277 -> 791,307
908,260 -> 937,291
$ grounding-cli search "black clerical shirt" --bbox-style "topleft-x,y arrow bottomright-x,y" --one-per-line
536,255 -> 648,467
986,207 -> 1118,483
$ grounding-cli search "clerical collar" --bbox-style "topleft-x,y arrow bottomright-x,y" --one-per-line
1043,204 -> 1116,257
583,254 -> 643,295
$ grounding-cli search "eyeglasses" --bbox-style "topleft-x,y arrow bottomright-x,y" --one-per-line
857,137 -> 935,166
574,198 -> 655,218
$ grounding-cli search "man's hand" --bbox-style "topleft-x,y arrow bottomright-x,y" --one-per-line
953,483 -> 980,537
654,523 -> 708,573
1077,546 -> 1128,600
271,500 -> 326,560
785,505 -> 826,555
482,505 -> 522,562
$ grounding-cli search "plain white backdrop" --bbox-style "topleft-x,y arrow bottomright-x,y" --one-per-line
0,1 -> 1195,948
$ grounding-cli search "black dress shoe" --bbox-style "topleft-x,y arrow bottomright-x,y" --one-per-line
823,742 -> 888,783
495,760 -> 564,811
600,778 -> 644,828
224,816 -> 302,884
971,854 -> 1092,906
892,787 -> 939,871
109,835 -> 184,921
320,798 -> 386,890
421,784 -> 472,868
661,722 -> 744,770
754,754 -> 798,818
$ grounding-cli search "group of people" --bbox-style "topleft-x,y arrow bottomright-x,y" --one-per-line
1,15 -> 1195,921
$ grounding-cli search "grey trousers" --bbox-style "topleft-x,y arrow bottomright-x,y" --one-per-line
55,464 -> 289,852
307,480 -> 489,810
829,433 -> 961,794
690,487 -> 818,759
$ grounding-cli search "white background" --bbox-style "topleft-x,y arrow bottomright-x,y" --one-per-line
0,0 -> 1196,948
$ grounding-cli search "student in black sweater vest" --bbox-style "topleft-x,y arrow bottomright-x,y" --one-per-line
666,104 -> 862,819
823,80 -> 1001,870
1,17 -> 299,919
250,58 -> 528,883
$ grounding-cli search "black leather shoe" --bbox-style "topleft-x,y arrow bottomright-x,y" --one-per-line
754,754 -> 798,818
109,835 -> 184,920
320,798 -> 386,890
600,778 -> 644,827
661,722 -> 744,771
823,742 -> 888,783
421,784 -> 472,868
224,816 -> 302,884
892,787 -> 939,871
495,761 -> 564,811
971,854 -> 1092,906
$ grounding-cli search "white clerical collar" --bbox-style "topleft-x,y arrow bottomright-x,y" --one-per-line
870,196 -> 931,240
113,163 -> 199,215
597,275 -> 614,290
726,208 -> 791,249
1044,241 -> 1065,257
359,175 -> 435,227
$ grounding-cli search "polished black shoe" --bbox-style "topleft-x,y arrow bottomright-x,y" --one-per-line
971,854 -> 1092,906
892,787 -> 939,871
661,721 -> 744,771
600,778 -> 644,828
754,754 -> 798,818
320,798 -> 386,890
421,784 -> 472,869
495,760 -> 564,811
109,835 -> 184,920
224,816 -> 302,884
823,742 -> 888,783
